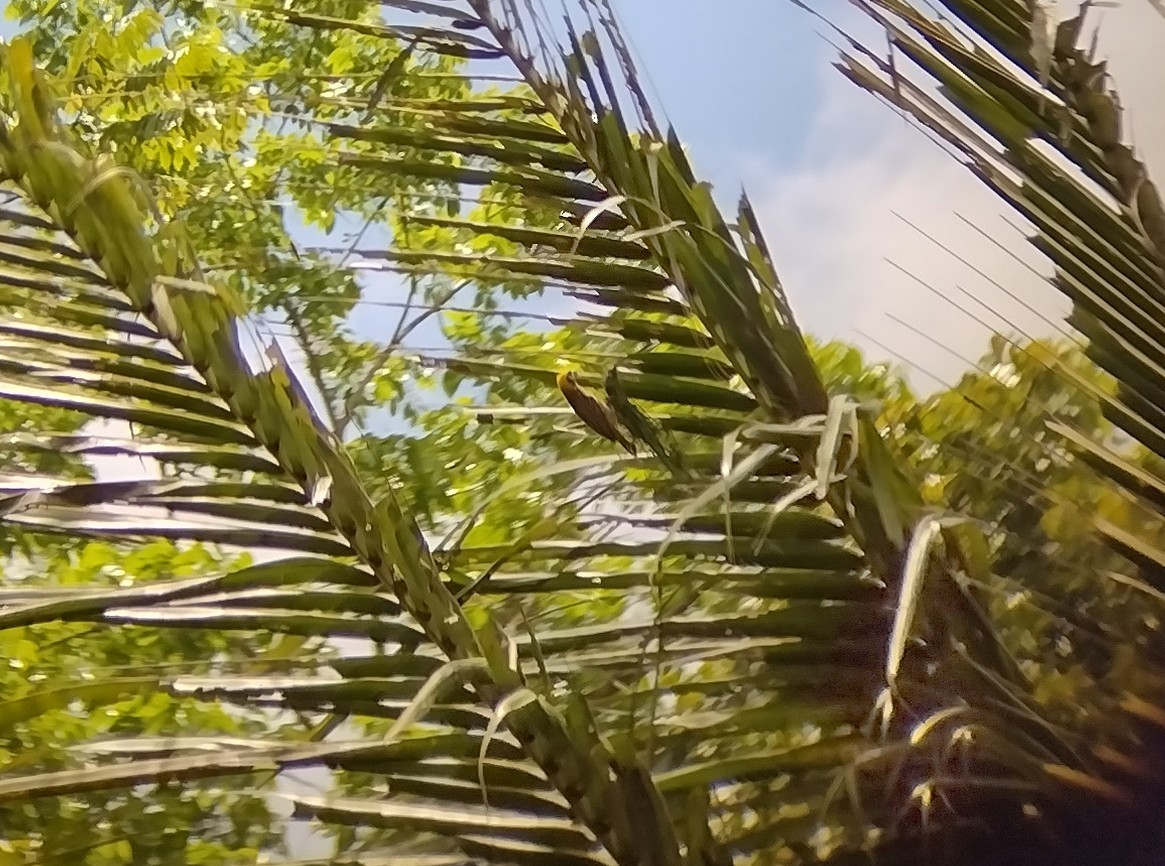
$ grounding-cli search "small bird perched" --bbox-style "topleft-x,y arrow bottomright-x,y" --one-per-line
556,370 -> 636,454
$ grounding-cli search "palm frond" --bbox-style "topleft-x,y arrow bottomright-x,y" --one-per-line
1,2 -> 1163,865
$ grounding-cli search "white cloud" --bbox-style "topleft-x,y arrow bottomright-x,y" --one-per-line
746,2 -> 1163,390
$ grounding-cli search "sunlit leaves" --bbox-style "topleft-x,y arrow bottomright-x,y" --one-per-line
0,539 -> 286,864
5,0 -> 483,434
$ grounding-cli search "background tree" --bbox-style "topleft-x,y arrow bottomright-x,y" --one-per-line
0,1 -> 499,861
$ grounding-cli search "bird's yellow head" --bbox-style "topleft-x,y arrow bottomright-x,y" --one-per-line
556,369 -> 578,392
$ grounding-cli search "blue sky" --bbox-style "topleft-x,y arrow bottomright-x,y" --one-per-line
609,1 -> 1160,387
612,0 -> 832,186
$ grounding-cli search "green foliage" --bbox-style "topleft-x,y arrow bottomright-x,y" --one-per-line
0,540 -> 285,864
0,2 -> 1162,866
0,0 -> 490,435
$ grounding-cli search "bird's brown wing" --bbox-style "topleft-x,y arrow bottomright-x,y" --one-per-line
560,380 -> 636,453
